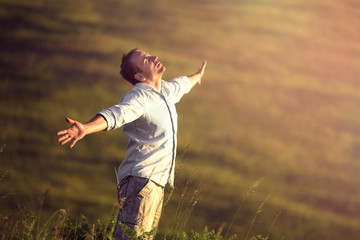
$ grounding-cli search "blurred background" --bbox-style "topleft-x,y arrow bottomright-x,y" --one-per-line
1,0 -> 360,239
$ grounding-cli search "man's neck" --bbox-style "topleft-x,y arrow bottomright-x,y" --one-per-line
143,77 -> 162,91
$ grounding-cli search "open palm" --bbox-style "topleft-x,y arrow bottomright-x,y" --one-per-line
57,117 -> 86,148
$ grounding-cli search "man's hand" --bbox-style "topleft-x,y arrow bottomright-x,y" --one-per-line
57,117 -> 86,148
188,60 -> 207,88
57,115 -> 107,149
197,60 -> 207,84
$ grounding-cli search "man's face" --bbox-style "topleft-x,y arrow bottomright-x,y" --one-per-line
130,50 -> 166,81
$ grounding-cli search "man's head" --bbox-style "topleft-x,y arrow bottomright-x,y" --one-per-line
120,48 -> 166,85
120,48 -> 141,85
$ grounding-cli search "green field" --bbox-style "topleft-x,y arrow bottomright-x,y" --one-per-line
1,0 -> 360,239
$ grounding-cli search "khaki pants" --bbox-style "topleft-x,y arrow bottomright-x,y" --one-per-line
114,176 -> 164,240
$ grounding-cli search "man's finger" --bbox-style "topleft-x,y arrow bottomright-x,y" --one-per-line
60,137 -> 71,146
202,60 -> 207,68
57,130 -> 67,136
58,134 -> 69,142
198,60 -> 207,82
65,117 -> 75,124
202,61 -> 207,72
199,60 -> 207,76
70,140 -> 77,149
200,60 -> 206,69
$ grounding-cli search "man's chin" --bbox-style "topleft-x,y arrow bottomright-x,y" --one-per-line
159,66 -> 166,73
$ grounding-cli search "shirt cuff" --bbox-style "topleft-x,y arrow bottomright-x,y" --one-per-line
96,111 -> 113,131
179,76 -> 192,94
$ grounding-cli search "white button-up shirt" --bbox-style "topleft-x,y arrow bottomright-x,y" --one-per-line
97,76 -> 191,187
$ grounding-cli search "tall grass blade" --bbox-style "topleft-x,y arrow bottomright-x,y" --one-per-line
244,194 -> 271,240
224,178 -> 264,239
266,211 -> 281,239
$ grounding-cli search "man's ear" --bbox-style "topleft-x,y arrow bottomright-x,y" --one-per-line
134,73 -> 146,82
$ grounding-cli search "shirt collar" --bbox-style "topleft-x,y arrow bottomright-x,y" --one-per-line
135,81 -> 165,94
135,82 -> 153,90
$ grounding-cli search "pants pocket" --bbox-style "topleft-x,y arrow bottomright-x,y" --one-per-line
117,177 -> 148,225
138,180 -> 152,198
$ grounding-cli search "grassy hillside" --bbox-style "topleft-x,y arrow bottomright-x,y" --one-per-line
1,0 -> 360,239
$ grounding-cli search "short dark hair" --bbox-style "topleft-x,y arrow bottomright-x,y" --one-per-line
120,48 -> 141,85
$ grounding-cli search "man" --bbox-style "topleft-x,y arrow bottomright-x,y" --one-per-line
57,48 -> 206,239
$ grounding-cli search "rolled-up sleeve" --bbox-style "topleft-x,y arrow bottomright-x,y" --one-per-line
97,91 -> 145,131
162,76 -> 191,104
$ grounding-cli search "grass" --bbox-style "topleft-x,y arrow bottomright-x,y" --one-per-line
0,168 -> 270,240
1,0 -> 360,239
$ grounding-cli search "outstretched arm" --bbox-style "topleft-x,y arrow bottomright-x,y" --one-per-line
57,114 -> 107,148
187,60 -> 207,88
